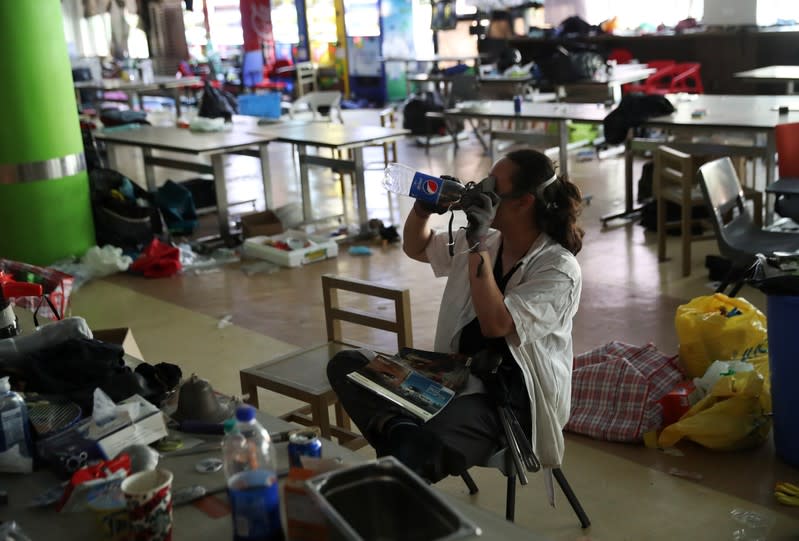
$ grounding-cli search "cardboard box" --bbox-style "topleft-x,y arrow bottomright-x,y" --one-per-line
241,210 -> 284,239
243,230 -> 338,267
93,328 -> 143,360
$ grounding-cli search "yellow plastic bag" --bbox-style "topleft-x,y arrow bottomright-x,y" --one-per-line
675,294 -> 768,378
658,371 -> 771,451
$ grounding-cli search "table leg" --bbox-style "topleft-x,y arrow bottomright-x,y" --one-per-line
600,130 -> 640,225
311,400 -> 332,440
211,154 -> 231,237
765,130 -> 777,225
557,119 -> 569,178
788,81 -> 795,95
141,147 -> 158,192
352,147 -> 368,226
259,143 -> 272,209
298,144 -> 312,222
172,87 -> 182,119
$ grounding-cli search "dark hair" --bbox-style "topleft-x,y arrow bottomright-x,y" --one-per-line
504,148 -> 585,255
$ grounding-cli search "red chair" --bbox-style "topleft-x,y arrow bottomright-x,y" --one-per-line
625,60 -> 676,94
627,62 -> 704,95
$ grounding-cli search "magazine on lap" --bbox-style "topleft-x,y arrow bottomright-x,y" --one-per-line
347,348 -> 472,422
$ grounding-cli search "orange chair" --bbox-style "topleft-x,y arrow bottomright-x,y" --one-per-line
768,122 -> 799,221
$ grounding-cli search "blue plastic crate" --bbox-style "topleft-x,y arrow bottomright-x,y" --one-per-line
239,93 -> 282,119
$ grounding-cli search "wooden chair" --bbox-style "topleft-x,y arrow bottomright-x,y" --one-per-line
240,274 -> 413,449
655,146 -> 763,277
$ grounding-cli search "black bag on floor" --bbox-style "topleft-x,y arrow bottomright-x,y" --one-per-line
89,168 -> 166,252
403,91 -> 448,135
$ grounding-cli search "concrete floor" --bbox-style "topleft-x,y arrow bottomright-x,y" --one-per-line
63,109 -> 799,540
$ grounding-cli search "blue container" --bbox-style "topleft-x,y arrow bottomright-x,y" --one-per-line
766,295 -> 799,466
238,93 -> 282,119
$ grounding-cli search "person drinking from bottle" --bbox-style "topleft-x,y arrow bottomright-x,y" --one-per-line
327,148 -> 584,481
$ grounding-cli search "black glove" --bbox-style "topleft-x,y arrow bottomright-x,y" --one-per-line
464,191 -> 500,248
414,175 -> 462,216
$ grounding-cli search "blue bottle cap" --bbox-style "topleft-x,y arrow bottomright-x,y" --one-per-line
235,405 -> 256,422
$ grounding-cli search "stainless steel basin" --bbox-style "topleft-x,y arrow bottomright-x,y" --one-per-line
305,456 -> 481,541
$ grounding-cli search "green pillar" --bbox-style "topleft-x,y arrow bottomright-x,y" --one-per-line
0,0 -> 94,266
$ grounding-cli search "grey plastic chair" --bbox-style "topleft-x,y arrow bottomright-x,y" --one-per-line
698,157 -> 799,295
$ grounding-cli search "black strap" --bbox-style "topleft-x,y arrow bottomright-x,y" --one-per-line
33,294 -> 62,327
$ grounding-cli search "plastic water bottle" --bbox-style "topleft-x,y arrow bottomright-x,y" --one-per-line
0,377 -> 33,473
223,405 -> 283,541
383,163 -> 465,208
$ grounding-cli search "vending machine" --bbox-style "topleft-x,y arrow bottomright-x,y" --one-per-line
344,0 -> 385,105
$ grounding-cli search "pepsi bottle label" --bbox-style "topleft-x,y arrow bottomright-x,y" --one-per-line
409,172 -> 444,204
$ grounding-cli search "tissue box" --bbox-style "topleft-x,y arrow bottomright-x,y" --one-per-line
241,210 -> 284,238
89,395 -> 168,459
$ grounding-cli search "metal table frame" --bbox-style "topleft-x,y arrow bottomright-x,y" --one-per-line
94,126 -> 276,237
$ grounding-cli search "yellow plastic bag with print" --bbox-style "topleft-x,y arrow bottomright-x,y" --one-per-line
675,294 -> 768,378
658,371 -> 771,451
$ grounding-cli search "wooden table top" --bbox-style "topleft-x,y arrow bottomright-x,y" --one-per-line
646,94 -> 799,129
94,125 -> 277,154
249,122 -> 410,148
74,76 -> 201,91
734,65 -> 799,81
443,100 -> 612,123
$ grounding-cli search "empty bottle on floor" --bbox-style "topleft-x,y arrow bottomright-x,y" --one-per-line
223,406 -> 283,541
383,163 -> 465,209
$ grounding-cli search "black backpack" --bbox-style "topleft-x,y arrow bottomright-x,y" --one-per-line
402,91 -> 447,135
89,168 -> 167,252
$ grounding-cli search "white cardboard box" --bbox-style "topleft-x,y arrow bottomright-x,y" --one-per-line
243,230 -> 338,267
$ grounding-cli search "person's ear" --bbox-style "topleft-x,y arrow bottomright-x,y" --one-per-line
518,193 -> 535,210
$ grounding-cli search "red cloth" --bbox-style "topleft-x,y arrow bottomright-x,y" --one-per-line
240,0 -> 273,52
130,239 -> 182,278
565,341 -> 684,442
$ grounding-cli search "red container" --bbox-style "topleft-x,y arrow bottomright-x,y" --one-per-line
659,381 -> 701,427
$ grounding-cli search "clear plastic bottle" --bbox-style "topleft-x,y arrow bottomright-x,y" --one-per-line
383,163 -> 465,209
0,377 -> 33,473
223,405 -> 283,541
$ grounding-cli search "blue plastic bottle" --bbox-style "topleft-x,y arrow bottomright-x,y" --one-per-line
0,377 -> 33,473
223,406 -> 283,541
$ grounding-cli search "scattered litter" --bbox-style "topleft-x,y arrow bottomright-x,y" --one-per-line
241,261 -> 280,276
668,467 -> 703,481
576,149 -> 595,162
193,268 -> 222,276
730,508 -> 775,541
660,447 -> 685,457
217,315 -> 233,329
179,243 -> 239,273
82,245 -> 133,278
349,246 -> 372,256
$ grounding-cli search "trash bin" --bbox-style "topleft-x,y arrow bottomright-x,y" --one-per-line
766,294 -> 799,467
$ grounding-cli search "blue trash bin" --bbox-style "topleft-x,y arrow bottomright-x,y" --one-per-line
766,295 -> 799,467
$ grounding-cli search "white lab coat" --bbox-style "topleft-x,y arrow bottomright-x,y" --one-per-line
425,227 -> 581,467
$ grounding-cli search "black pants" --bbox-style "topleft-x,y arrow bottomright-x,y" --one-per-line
327,350 -> 530,482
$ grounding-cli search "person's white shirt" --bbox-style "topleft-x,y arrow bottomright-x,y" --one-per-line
425,227 -> 582,468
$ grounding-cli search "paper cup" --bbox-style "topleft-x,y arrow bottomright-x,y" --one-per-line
121,469 -> 174,541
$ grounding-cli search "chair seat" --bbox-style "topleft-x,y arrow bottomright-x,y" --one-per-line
767,178 -> 799,196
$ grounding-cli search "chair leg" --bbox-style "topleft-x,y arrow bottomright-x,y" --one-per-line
552,468 -> 591,529
461,471 -> 479,495
681,203 -> 692,278
506,474 -> 516,522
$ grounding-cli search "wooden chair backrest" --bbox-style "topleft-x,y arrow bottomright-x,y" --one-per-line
321,274 -> 413,352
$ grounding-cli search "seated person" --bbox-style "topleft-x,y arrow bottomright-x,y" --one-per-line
327,148 -> 583,481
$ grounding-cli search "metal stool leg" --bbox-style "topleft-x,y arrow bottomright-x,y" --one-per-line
506,474 -> 516,521
552,468 -> 590,529
461,471 -> 479,495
